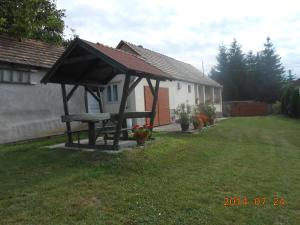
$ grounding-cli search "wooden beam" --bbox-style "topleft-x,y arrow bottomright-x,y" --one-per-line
53,77 -> 107,88
63,55 -> 97,65
150,80 -> 160,128
61,113 -> 110,122
86,87 -> 101,102
113,74 -> 131,148
66,85 -> 79,102
146,78 -> 155,96
61,84 -> 73,144
127,77 -> 142,97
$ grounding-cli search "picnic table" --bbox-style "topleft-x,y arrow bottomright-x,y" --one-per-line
61,111 -> 152,148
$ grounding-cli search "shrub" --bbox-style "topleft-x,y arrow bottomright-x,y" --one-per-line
280,86 -> 300,118
202,103 -> 216,119
291,89 -> 299,117
272,101 -> 282,114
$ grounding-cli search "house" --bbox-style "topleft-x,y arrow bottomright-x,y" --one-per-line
0,35 -> 85,143
0,35 -> 222,144
88,40 -> 223,126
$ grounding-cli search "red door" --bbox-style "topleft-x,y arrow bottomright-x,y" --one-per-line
144,86 -> 170,126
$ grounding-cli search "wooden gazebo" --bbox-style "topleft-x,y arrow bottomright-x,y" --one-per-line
41,38 -> 172,150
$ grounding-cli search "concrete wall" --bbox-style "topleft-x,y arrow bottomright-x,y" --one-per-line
0,64 -> 85,143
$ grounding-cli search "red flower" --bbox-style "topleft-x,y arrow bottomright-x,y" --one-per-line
133,124 -> 140,129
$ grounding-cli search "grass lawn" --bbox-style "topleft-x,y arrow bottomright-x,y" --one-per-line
0,116 -> 300,225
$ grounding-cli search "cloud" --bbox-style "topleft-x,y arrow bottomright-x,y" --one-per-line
57,0 -> 300,77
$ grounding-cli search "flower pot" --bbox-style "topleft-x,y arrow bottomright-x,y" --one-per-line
209,118 -> 215,125
181,123 -> 189,131
136,138 -> 146,146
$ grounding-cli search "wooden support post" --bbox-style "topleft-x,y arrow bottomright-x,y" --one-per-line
146,78 -> 155,96
96,87 -> 104,113
150,80 -> 160,129
88,122 -> 96,147
113,74 -> 131,148
61,84 -> 73,144
84,87 -> 89,113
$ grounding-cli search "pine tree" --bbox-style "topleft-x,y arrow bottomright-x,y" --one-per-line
227,39 -> 247,100
245,51 -> 259,100
259,37 -> 285,103
210,44 -> 230,100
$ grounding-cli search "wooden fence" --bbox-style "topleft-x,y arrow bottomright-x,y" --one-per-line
223,101 -> 271,116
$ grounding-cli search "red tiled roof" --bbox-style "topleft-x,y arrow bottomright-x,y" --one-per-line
0,35 -> 64,68
83,40 -> 171,79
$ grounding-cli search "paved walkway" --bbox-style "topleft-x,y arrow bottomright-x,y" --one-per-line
153,118 -> 228,132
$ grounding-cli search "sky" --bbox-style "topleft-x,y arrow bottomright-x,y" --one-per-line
57,0 -> 300,78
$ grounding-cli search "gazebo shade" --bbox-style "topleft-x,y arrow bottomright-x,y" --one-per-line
41,38 -> 171,87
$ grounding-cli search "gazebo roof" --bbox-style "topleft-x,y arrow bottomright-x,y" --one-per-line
41,38 -> 171,87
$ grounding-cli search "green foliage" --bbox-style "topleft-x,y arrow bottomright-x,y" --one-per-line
0,0 -> 65,44
291,89 -> 299,117
210,37 -> 286,103
281,86 -> 300,118
272,101 -> 281,114
175,103 -> 191,125
202,103 -> 216,119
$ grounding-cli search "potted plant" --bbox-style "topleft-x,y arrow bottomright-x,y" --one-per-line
132,124 -> 152,146
175,103 -> 191,131
202,104 -> 216,125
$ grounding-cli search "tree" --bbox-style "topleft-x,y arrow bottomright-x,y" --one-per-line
245,51 -> 260,100
0,0 -> 65,44
227,39 -> 247,100
210,39 -> 247,101
210,44 -> 230,99
286,69 -> 296,81
258,37 -> 285,103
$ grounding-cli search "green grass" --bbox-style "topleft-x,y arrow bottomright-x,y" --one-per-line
0,116 -> 300,225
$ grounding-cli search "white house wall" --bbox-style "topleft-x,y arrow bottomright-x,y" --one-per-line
99,75 -> 223,127
0,66 -> 85,143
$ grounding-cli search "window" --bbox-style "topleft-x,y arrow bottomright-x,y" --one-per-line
0,68 -> 31,84
113,85 -> 118,101
107,84 -> 119,103
177,82 -> 182,90
188,84 -> 191,93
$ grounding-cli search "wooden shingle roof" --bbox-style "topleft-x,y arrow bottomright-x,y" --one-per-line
0,35 -> 64,68
41,38 -> 172,86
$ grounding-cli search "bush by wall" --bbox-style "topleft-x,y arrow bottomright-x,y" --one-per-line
280,87 -> 300,118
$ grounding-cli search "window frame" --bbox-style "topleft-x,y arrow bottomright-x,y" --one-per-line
0,68 -> 32,85
106,83 -> 119,103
